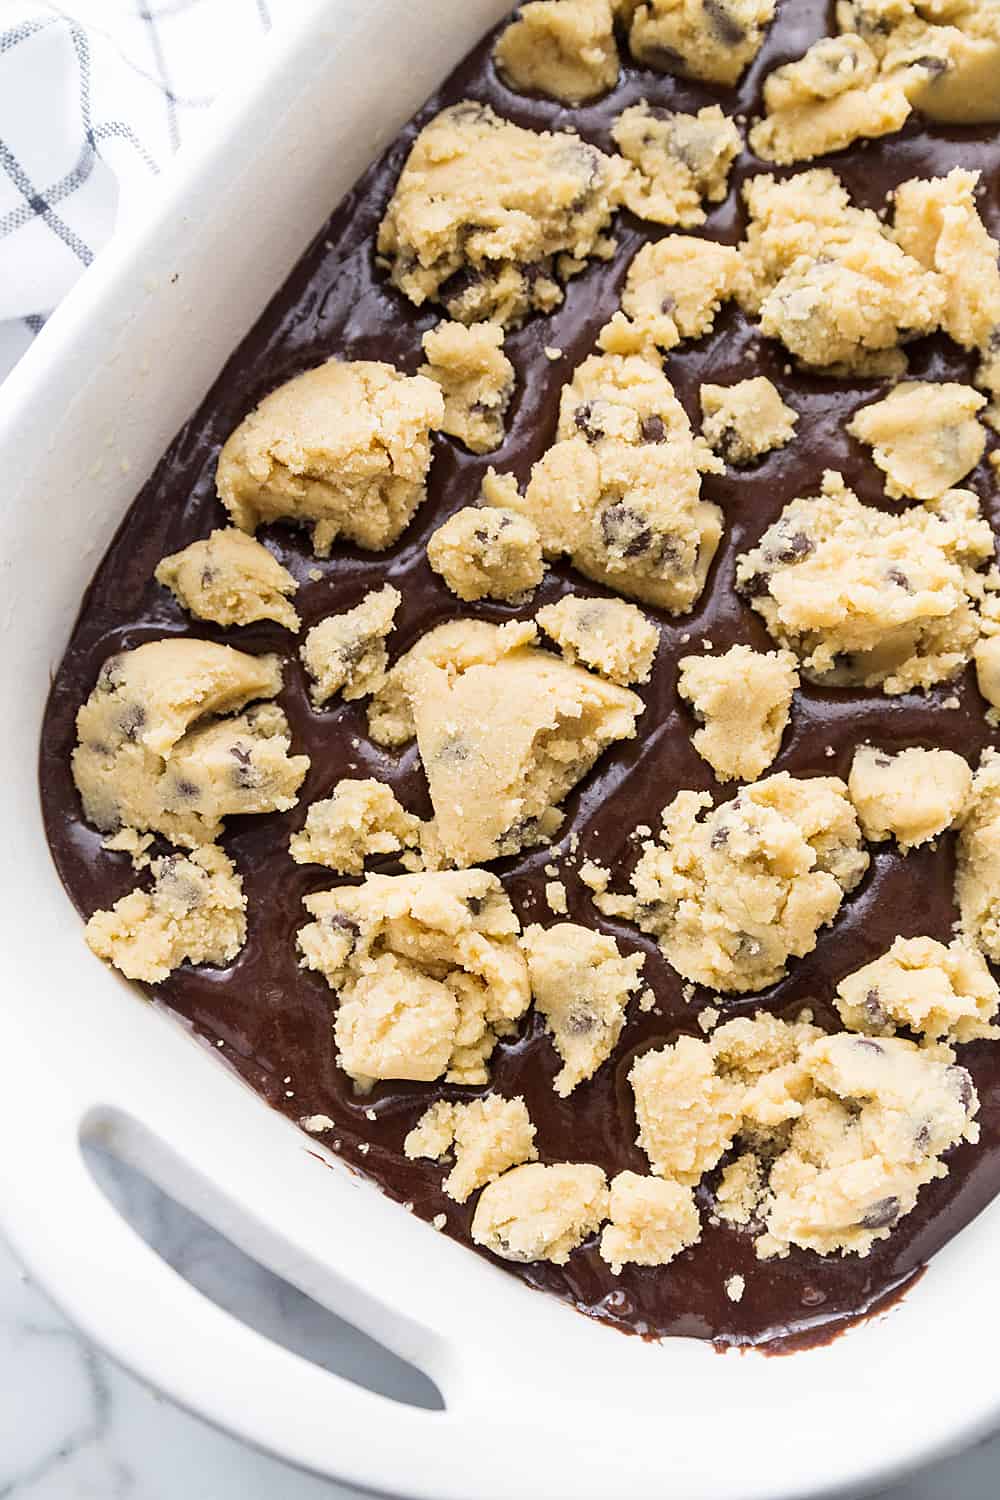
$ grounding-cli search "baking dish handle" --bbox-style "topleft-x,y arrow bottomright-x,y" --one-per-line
2,1115 -> 496,1499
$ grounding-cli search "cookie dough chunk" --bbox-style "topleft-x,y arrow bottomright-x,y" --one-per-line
71,640 -> 305,847
599,1172 -> 701,1273
847,382 -> 986,500
155,529 -> 300,631
838,0 -> 1000,126
957,749 -> 1000,962
419,321 -> 515,454
298,869 -> 531,1087
848,744 -> 971,849
300,586 -> 401,707
289,779 -> 421,874
631,1034 -> 745,1182
494,0 -> 619,103
630,1012 -> 821,1181
677,645 -> 798,783
739,170 -> 943,375
835,935 -> 1000,1045
621,0 -> 776,86
536,595 -> 659,685
503,351 -> 723,614
892,169 -> 1000,403
603,236 -> 746,353
85,846 -> 246,983
975,596 -> 1000,715
368,618 -> 537,748
370,618 -> 642,867
427,506 -> 544,602
749,35 -> 912,166
735,472 -> 995,693
377,102 -> 627,327
612,102 -> 741,228
700,378 -> 798,465
217,360 -> 443,556
471,1161 -> 609,1264
610,773 -> 867,992
404,1095 -> 538,1202
758,1032 -> 979,1258
521,922 -> 645,1094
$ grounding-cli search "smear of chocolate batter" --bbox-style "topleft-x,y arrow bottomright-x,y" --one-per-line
39,0 -> 1000,1349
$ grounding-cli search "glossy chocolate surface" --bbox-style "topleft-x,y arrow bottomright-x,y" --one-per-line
40,1 -> 1000,1348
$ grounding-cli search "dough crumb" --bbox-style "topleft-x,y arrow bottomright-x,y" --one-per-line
750,35 -> 912,166
499,350 -> 723,614
377,102 -> 627,327
677,644 -> 799,783
536,594 -> 659,685
155,528 -> 300,630
404,1094 -> 538,1202
715,1152 -> 764,1225
102,827 -> 155,870
217,359 -> 443,556
289,779 -> 421,874
957,748 -> 1000,963
494,0 -> 619,103
735,471 -> 995,694
700,378 -> 798,465
846,382 -> 986,500
621,0 -> 776,86
835,935 -> 1000,1045
600,1171 -> 701,1273
85,845 -> 246,983
975,595 -> 1000,716
298,869 -> 530,1087
848,744 -> 971,850
698,1005 -> 721,1033
725,1273 -> 746,1303
300,1114 -> 335,1133
602,235 -> 745,354
522,921 -> 645,1094
367,618 -> 642,867
471,1161 -> 609,1264
544,880 -> 569,915
427,505 -> 544,602
300,585 -> 401,706
72,640 -> 306,848
601,773 -> 867,992
612,101 -> 741,228
419,321 -> 515,453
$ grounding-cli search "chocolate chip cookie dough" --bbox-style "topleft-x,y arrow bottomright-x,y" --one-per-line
42,0 -> 1000,1352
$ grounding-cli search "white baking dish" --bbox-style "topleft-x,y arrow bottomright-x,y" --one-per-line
1,2 -> 998,1494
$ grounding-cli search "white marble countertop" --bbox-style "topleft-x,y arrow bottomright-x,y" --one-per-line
2,1146 -> 997,1500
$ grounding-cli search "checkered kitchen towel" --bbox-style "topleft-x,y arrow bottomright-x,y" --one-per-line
0,0 -> 284,382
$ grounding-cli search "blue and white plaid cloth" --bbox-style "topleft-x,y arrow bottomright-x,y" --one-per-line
0,1 -> 279,382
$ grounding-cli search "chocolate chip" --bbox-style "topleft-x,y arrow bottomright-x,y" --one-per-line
859,1195 -> 900,1230
172,778 -> 200,801
703,0 -> 745,44
854,1037 -> 884,1053
601,503 -> 653,558
874,753 -> 891,768
863,988 -> 888,1027
118,702 -> 147,741
574,402 -> 603,442
199,566 -> 217,588
566,1010 -> 597,1034
660,294 -> 676,314
737,570 -> 771,599
773,531 -> 814,564
886,567 -> 911,591
915,53 -> 949,76
914,1122 -> 932,1153
466,895 -> 485,915
641,414 -> 667,444
437,735 -> 470,764
710,826 -> 729,849
98,656 -> 126,692
947,1065 -> 975,1110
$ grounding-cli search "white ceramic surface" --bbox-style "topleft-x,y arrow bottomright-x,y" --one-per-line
1,3 -> 999,1496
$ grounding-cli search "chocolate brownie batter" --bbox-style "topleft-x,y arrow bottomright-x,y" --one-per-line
40,0 -> 1000,1348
